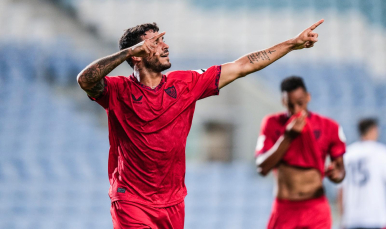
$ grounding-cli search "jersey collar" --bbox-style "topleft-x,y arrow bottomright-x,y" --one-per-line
130,74 -> 167,92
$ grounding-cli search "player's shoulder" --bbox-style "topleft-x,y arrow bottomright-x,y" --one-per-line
105,75 -> 129,83
165,70 -> 191,77
166,66 -> 220,77
347,141 -> 386,156
347,142 -> 363,154
369,141 -> 386,153
263,112 -> 288,125
165,70 -> 195,82
106,75 -> 127,80
311,112 -> 341,128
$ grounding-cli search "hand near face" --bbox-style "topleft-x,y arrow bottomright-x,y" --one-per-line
285,111 -> 307,139
130,32 -> 166,58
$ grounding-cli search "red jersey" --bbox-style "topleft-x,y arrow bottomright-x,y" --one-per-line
255,112 -> 346,175
89,66 -> 221,207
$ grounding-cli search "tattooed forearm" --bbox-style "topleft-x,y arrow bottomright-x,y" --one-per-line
78,49 -> 130,85
77,48 -> 131,90
247,50 -> 275,64
85,78 -> 105,98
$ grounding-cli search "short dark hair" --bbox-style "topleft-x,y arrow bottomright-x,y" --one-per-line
119,22 -> 159,68
358,118 -> 378,136
280,76 -> 307,92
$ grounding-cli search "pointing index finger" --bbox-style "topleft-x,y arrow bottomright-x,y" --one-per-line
150,31 -> 166,41
310,19 -> 324,30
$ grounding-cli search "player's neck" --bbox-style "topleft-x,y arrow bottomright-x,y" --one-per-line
134,65 -> 163,89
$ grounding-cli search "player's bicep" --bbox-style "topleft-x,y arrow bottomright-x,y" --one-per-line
219,62 -> 245,89
87,76 -> 121,109
84,79 -> 105,99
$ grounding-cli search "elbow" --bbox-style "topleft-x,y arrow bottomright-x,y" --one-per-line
257,165 -> 270,176
77,73 -> 88,90
77,73 -> 84,87
255,157 -> 270,176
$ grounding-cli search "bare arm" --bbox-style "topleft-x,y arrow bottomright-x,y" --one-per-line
77,32 -> 166,98
256,112 -> 307,176
325,156 -> 345,183
77,49 -> 132,98
256,135 -> 293,176
219,19 -> 324,89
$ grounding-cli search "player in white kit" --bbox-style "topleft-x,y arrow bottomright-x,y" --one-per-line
338,118 -> 386,229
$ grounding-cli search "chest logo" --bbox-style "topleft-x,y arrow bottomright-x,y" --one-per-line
313,130 -> 321,140
165,86 -> 177,99
132,94 -> 143,104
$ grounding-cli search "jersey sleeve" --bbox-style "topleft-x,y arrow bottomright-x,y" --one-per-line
255,116 -> 277,157
190,65 -> 221,100
329,122 -> 346,159
88,76 -> 123,109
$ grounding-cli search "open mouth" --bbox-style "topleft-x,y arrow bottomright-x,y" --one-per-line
160,52 -> 169,57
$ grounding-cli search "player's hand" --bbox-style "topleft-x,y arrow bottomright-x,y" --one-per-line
291,19 -> 324,50
325,158 -> 345,183
285,111 -> 307,139
129,32 -> 166,58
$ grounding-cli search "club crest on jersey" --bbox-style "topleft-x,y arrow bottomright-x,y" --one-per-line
131,94 -> 143,104
165,86 -> 177,99
313,130 -> 321,140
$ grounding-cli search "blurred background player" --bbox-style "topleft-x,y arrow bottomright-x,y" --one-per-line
255,76 -> 346,229
77,21 -> 323,228
338,118 -> 386,229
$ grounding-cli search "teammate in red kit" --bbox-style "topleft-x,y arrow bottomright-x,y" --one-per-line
255,76 -> 346,229
77,20 -> 324,228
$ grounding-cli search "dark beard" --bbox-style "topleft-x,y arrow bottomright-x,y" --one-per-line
143,56 -> 171,73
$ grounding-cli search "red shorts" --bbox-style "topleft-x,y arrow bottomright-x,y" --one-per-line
110,200 -> 185,229
267,195 -> 331,229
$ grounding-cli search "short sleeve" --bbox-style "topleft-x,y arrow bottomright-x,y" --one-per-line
255,116 -> 277,157
190,65 -> 221,100
88,76 -> 122,109
329,123 -> 346,159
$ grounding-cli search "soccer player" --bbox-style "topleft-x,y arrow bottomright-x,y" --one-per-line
255,76 -> 346,229
77,19 -> 324,228
338,118 -> 386,229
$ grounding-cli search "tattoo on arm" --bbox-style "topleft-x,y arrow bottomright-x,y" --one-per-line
247,50 -> 276,64
85,78 -> 105,98
78,49 -> 130,95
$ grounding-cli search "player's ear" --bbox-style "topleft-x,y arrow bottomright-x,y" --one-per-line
281,92 -> 288,107
306,92 -> 311,102
132,56 -> 142,68
132,56 -> 141,63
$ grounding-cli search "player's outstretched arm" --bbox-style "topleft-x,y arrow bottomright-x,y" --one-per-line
219,19 -> 324,89
77,32 -> 165,98
256,112 -> 306,176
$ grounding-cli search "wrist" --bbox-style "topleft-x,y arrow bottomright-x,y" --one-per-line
125,48 -> 133,58
287,38 -> 299,51
284,130 -> 299,140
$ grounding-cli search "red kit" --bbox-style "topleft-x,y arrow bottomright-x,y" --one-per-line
90,66 -> 221,228
256,112 -> 346,229
256,112 -> 346,176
